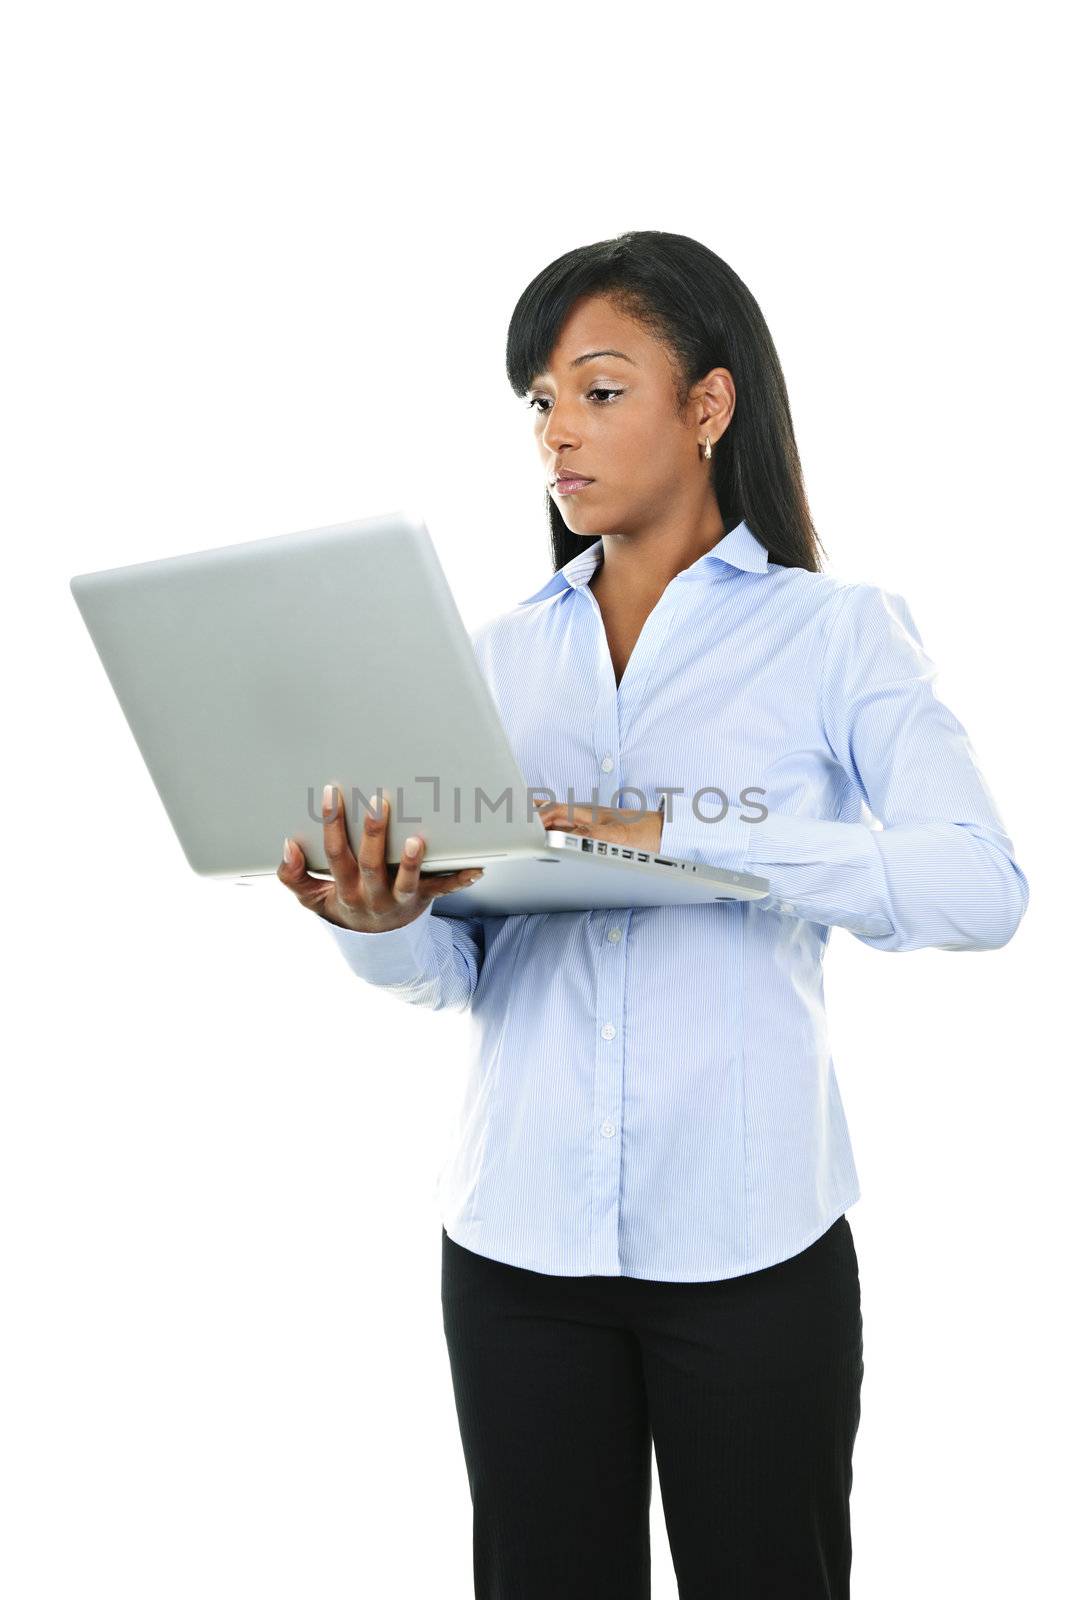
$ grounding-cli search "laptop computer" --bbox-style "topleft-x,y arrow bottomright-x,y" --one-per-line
69,510 -> 770,916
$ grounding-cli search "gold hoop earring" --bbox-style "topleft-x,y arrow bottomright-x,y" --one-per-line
702,435 -> 713,461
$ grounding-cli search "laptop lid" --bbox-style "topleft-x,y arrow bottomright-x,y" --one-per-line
70,510 -> 547,878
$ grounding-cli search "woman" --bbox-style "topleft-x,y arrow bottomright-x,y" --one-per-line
278,231 -> 1029,1598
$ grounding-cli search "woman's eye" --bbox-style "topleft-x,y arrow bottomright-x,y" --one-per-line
525,388 -> 623,413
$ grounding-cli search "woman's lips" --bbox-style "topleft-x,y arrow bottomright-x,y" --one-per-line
556,478 -> 594,495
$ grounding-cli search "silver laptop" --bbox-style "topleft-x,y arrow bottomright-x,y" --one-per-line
69,510 -> 770,917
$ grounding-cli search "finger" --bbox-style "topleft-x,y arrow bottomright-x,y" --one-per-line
391,832 -> 484,908
391,830 -> 426,906
321,784 -> 366,915
418,866 -> 486,903
354,790 -> 395,914
277,836 -> 334,914
539,807 -> 591,835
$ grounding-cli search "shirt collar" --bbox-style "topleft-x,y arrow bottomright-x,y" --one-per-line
515,517 -> 770,607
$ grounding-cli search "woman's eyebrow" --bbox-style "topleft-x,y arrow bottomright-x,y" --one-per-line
530,349 -> 637,381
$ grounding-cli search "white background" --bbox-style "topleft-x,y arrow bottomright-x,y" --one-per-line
3,3 -> 1063,1595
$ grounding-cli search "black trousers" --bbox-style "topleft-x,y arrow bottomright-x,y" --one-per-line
441,1216 -> 863,1599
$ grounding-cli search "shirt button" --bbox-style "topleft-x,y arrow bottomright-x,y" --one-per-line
601,1121 -> 616,1138
781,901 -> 794,913
607,927 -> 622,942
601,755 -> 614,772
601,1023 -> 616,1040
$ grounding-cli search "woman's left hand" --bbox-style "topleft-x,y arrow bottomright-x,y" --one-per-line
534,799 -> 664,854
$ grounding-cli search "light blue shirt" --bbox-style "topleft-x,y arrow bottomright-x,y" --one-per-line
322,519 -> 1029,1281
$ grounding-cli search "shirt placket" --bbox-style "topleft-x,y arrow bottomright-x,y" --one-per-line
578,578 -> 693,1275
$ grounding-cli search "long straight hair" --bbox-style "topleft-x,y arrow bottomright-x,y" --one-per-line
505,230 -> 826,574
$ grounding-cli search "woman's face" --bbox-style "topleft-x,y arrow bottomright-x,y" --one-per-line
525,292 -> 733,538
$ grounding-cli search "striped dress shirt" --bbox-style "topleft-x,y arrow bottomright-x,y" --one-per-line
321,518 -> 1029,1280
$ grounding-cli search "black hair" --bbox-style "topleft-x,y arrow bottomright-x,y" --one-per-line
505,229 -> 826,574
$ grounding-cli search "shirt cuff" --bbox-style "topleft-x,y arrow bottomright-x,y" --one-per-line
320,899 -> 438,984
738,807 -> 893,933
656,793 -> 756,875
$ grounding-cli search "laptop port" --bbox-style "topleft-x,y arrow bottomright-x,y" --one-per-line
637,853 -> 649,862
621,849 -> 633,859
597,841 -> 607,854
581,838 -> 594,852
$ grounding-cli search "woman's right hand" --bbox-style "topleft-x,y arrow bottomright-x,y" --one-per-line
277,787 -> 484,933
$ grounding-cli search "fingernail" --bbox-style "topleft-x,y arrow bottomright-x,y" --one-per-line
322,783 -> 334,813
404,836 -> 420,856
283,837 -> 294,864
